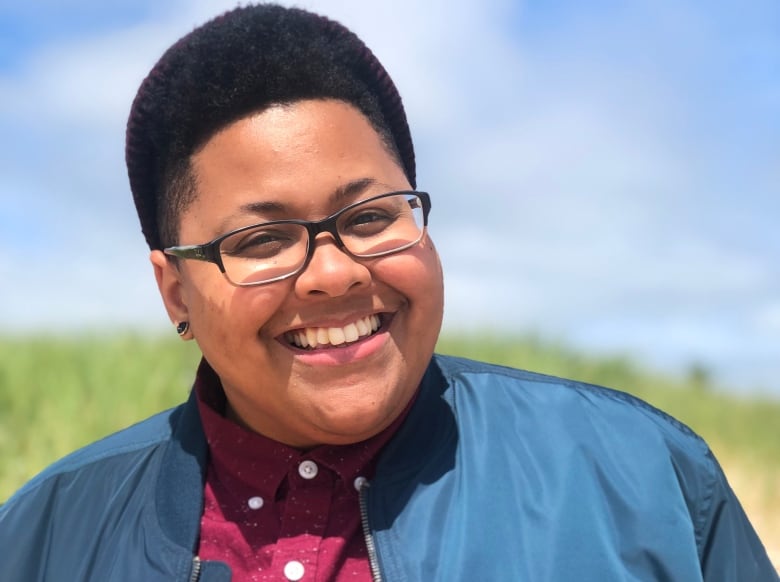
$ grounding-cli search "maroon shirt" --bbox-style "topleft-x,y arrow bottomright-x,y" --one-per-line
194,362 -> 410,581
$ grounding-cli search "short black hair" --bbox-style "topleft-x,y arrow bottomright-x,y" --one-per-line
126,3 -> 416,249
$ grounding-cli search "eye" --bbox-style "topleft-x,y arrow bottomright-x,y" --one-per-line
353,209 -> 393,225
341,202 -> 402,237
222,225 -> 302,259
346,210 -> 395,235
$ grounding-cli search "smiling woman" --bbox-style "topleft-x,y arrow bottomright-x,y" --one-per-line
0,3 -> 777,582
151,100 -> 444,448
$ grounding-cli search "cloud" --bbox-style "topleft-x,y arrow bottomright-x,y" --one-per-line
1,0 -> 778,394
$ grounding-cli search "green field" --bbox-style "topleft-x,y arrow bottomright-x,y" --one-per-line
1,332 -> 778,561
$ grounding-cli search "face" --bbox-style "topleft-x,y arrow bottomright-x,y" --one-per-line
151,99 -> 444,448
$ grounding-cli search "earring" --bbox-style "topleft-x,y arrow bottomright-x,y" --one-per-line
176,321 -> 190,336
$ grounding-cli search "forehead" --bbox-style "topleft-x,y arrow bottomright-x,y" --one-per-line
181,100 -> 410,236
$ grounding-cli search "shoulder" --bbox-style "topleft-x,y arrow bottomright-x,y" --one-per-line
0,404 -> 194,578
2,404 -> 184,508
435,353 -> 702,432
435,354 -> 723,521
381,356 -> 776,579
432,353 -> 713,476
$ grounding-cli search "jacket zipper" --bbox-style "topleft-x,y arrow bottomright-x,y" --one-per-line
189,556 -> 202,582
358,481 -> 383,582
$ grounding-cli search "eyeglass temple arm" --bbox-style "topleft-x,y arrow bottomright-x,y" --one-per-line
164,245 -> 211,262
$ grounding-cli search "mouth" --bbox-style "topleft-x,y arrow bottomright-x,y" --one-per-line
283,314 -> 386,350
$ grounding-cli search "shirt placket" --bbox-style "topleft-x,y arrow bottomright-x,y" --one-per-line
272,458 -> 334,581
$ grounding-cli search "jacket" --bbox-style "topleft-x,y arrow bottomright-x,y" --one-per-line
1,355 -> 776,581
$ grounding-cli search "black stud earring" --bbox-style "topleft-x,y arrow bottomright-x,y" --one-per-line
176,321 -> 189,336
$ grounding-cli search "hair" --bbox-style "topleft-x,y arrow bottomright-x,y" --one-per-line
126,3 -> 416,249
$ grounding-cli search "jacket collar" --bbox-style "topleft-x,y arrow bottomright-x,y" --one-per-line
155,365 -> 211,553
151,356 -> 456,551
373,356 -> 458,484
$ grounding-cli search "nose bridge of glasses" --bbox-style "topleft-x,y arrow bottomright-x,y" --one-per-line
299,219 -> 365,284
307,213 -> 348,250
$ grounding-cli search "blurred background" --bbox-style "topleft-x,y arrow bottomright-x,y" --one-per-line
2,2 -> 780,561
1,0 -> 778,395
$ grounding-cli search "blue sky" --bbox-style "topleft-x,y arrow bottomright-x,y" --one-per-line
1,0 -> 778,395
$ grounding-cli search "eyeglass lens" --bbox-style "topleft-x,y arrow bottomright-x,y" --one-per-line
220,193 -> 426,286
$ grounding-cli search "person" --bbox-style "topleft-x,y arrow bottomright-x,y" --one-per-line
0,4 -> 776,581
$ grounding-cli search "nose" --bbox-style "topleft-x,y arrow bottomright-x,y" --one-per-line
293,234 -> 371,297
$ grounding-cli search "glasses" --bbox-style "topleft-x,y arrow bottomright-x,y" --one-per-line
164,191 -> 431,287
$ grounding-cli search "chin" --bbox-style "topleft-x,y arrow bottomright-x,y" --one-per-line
312,404 -> 399,443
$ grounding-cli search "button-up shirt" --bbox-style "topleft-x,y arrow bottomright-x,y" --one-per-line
195,363 -> 411,581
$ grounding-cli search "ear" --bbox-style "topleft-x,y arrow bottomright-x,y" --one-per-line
150,250 -> 191,328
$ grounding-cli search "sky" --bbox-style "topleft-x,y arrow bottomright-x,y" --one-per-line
1,0 -> 778,395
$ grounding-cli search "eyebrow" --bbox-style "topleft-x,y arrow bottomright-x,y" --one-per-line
220,177 -> 381,231
332,177 -> 380,204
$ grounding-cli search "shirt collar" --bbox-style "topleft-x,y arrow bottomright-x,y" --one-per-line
194,358 -> 414,499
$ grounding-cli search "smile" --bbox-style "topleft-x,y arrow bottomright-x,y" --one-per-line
284,314 -> 383,349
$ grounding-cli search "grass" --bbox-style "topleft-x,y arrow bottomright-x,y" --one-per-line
1,331 -> 778,563
0,334 -> 200,500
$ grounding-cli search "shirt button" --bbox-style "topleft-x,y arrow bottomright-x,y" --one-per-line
354,476 -> 369,492
247,496 -> 264,510
298,460 -> 319,480
284,560 -> 305,581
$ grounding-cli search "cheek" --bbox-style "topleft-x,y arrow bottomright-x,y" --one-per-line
182,274 -> 288,340
376,240 -> 444,305
413,241 -> 445,328
411,237 -> 444,290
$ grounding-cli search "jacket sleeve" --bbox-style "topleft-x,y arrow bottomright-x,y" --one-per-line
697,455 -> 778,581
0,482 -> 54,581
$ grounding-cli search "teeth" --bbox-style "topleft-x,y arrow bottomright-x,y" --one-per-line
343,323 -> 359,342
317,328 -> 329,345
305,328 -> 318,348
286,314 -> 382,349
328,327 -> 346,346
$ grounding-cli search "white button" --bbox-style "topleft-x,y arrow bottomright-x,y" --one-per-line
284,560 -> 305,581
247,496 -> 264,510
298,460 -> 319,480
353,476 -> 368,492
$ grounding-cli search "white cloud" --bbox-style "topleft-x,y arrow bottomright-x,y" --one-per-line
1,0 -> 778,395
754,302 -> 780,334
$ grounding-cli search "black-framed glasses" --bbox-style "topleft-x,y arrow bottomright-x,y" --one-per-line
164,191 -> 431,287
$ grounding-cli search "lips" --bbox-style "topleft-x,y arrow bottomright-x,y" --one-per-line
284,314 -> 382,349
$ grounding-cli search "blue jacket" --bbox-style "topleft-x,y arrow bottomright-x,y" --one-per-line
1,355 -> 776,581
